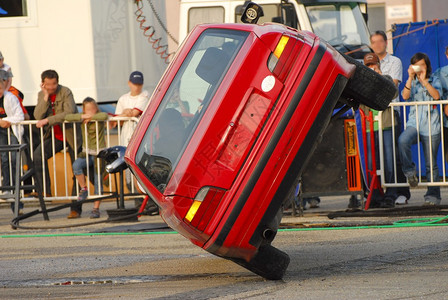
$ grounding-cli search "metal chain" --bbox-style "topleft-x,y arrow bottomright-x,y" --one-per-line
147,0 -> 179,45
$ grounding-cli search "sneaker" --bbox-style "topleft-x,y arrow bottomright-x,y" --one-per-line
309,197 -> 320,209
77,188 -> 88,202
67,210 -> 81,219
348,195 -> 361,209
90,209 -> 100,219
1,191 -> 12,200
423,198 -> 441,206
407,174 -> 418,188
395,195 -> 408,205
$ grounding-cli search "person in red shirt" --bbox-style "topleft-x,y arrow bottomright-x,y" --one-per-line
33,70 -> 81,216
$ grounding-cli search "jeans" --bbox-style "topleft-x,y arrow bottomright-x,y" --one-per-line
384,126 -> 411,200
0,129 -> 19,187
366,127 -> 410,200
72,155 -> 102,195
398,126 -> 440,200
0,130 -> 23,211
33,138 -> 64,195
444,127 -> 448,162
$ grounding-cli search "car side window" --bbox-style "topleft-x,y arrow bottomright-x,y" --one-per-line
136,29 -> 249,191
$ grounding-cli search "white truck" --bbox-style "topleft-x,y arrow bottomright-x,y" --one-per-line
178,1 -> 374,209
180,0 -> 371,59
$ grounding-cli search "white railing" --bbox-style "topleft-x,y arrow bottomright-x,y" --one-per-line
4,101 -> 447,203
377,100 -> 448,187
0,117 -> 139,203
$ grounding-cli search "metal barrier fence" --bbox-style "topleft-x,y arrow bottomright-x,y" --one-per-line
0,117 -> 139,203
377,100 -> 448,188
3,101 -> 448,205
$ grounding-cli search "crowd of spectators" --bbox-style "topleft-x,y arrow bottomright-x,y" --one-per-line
301,31 -> 448,210
0,51 -> 149,217
362,31 -> 448,208
1,30 -> 448,216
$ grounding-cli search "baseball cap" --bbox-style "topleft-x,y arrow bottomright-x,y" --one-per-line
0,51 -> 3,60
363,53 -> 380,66
129,71 -> 144,85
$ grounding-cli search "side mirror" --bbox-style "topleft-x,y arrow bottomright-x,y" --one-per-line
98,146 -> 128,174
241,2 -> 264,24
359,3 -> 368,23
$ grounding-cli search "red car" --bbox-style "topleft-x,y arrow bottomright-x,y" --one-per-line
125,22 -> 395,279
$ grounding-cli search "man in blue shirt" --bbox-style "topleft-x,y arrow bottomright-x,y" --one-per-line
435,46 -> 448,199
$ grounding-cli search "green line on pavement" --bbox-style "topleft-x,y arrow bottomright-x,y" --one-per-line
2,216 -> 448,238
280,223 -> 448,232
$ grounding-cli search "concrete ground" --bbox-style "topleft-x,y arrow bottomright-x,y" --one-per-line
0,187 -> 447,234
1,188 -> 448,299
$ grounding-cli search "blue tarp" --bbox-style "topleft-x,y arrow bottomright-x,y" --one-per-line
392,20 -> 448,176
393,20 -> 448,78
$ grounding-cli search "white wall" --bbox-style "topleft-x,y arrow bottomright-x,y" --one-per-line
0,0 -> 168,106
165,1 -> 181,54
90,0 -> 168,102
367,0 -> 414,29
1,0 -> 96,106
367,0 -> 414,53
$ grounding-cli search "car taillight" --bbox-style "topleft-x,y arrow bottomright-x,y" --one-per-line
268,35 -> 301,82
185,187 -> 225,232
274,35 -> 290,58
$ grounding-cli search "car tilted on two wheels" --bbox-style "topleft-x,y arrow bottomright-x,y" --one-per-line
125,23 -> 396,279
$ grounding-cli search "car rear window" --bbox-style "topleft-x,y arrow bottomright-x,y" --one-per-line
135,28 -> 249,192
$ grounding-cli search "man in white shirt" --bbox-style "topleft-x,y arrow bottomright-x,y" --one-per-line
370,30 -> 410,205
114,71 -> 149,145
0,70 -> 23,142
0,69 -> 24,213
113,71 -> 149,190
370,31 -> 402,99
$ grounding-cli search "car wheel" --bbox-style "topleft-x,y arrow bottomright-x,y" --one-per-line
229,244 -> 290,280
341,54 -> 397,111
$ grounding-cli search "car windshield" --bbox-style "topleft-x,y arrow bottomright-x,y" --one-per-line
135,28 -> 249,192
306,3 -> 370,47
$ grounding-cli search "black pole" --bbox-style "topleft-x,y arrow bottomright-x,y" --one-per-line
119,169 -> 125,209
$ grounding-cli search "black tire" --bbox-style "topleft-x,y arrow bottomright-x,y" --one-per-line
342,54 -> 397,111
229,244 -> 290,280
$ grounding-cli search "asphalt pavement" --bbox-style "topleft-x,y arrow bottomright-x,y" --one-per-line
1,188 -> 448,299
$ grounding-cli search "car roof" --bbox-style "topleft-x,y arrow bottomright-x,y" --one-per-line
194,22 -> 300,38
299,0 -> 367,3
